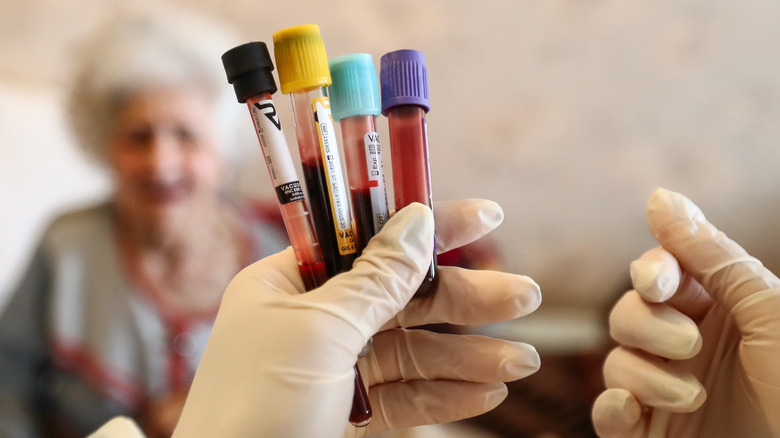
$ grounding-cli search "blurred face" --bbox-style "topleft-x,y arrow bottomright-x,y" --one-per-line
108,87 -> 224,225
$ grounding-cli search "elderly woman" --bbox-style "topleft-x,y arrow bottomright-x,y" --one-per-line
0,8 -> 287,438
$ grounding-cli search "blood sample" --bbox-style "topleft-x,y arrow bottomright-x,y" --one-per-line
272,25 -> 370,427
221,40 -> 370,427
273,25 -> 357,278
380,49 -> 438,296
222,41 -> 326,290
328,53 -> 389,254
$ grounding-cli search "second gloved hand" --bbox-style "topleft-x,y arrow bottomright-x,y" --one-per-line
174,199 -> 542,438
592,188 -> 780,437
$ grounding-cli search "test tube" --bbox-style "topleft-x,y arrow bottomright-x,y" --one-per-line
328,54 -> 389,254
380,49 -> 438,296
273,25 -> 358,278
271,26 -> 371,427
222,42 -> 327,290
221,41 -> 371,427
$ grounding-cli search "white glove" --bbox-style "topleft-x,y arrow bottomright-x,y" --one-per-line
88,417 -> 145,438
172,199 -> 542,438
592,188 -> 780,437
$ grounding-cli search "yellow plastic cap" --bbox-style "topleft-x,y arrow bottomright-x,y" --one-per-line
272,24 -> 332,94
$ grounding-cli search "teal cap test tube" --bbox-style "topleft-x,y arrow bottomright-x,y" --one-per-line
329,53 -> 389,254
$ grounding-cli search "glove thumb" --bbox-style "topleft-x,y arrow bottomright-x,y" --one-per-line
310,202 -> 435,350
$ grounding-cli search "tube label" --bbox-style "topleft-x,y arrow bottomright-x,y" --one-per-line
250,100 -> 304,205
363,132 -> 389,232
312,97 -> 356,255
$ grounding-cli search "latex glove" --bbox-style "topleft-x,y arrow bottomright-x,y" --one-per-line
592,188 -> 780,437
88,417 -> 144,438
172,200 -> 541,438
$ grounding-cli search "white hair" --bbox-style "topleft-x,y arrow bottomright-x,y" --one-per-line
66,4 -> 249,169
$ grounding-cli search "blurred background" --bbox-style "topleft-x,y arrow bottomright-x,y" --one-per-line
3,0 -> 780,435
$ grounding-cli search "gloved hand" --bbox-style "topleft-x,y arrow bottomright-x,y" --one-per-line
591,188 -> 780,437
171,199 -> 542,438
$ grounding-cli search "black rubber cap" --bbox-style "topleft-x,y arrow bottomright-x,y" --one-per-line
221,41 -> 277,103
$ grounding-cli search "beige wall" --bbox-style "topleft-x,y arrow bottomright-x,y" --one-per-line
3,1 -> 780,343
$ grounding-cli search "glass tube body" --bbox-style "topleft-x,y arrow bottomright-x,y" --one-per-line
245,91 -> 327,290
340,114 -> 389,254
387,105 -> 438,296
289,88 -> 358,277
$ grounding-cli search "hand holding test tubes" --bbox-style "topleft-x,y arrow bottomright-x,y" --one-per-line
221,39 -> 371,427
221,25 -> 442,432
89,21 -> 544,438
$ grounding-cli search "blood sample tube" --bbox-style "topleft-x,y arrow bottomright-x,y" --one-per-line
273,25 -> 357,278
380,49 -> 438,296
271,26 -> 371,427
222,42 -> 326,290
328,54 -> 389,254
221,41 -> 371,427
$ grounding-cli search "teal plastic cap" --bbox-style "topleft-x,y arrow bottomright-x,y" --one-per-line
328,53 -> 381,121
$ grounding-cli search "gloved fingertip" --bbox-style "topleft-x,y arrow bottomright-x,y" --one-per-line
503,343 -> 540,380
646,188 -> 708,238
592,389 -> 643,436
609,389 -> 642,421
689,334 -> 703,357
692,385 -> 707,410
473,199 -> 504,229
666,376 -> 707,412
660,323 -> 703,360
508,275 -> 542,317
629,259 -> 676,303
481,383 -> 509,410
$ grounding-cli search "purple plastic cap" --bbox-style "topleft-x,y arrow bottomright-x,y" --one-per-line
380,49 -> 429,115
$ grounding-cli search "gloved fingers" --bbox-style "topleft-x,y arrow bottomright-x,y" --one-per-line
645,188 -> 780,314
630,247 -> 681,303
630,247 -> 716,323
591,388 -> 645,438
603,347 -> 706,413
362,381 -> 508,433
609,291 -> 702,360
385,266 -> 541,329
432,199 -> 504,253
361,329 -> 540,386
